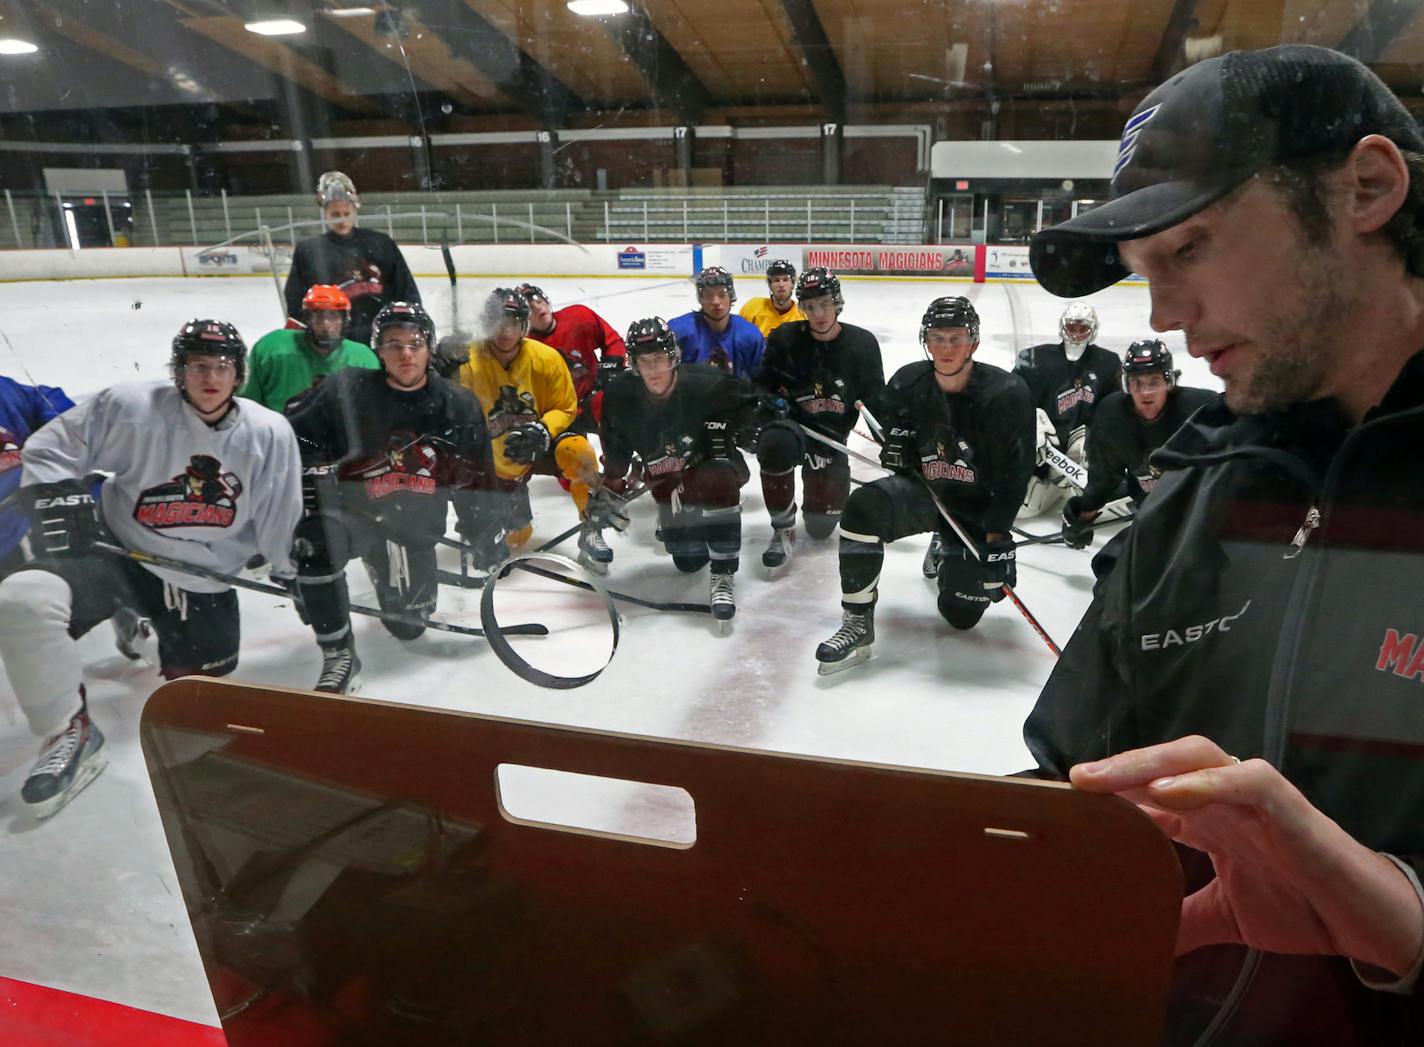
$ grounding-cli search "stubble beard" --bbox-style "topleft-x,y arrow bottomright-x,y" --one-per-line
1217,241 -> 1349,416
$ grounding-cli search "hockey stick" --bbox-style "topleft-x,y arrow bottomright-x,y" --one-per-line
1012,495 -> 1137,545
440,240 -> 461,337
436,562 -> 712,614
93,542 -> 549,639
257,225 -> 287,323
827,406 -> 1061,657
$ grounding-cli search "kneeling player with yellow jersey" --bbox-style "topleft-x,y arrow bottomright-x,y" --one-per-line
453,289 -> 605,571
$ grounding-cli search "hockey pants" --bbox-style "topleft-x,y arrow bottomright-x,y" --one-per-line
755,420 -> 850,539
651,459 -> 748,576
502,432 -> 599,549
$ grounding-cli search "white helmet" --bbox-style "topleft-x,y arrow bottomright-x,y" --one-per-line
1058,302 -> 1098,358
316,171 -> 359,209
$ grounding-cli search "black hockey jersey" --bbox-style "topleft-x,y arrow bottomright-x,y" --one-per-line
1079,386 -> 1218,512
1013,343 -> 1122,446
286,368 -> 500,543
601,364 -> 762,483
755,320 -> 886,439
881,360 -> 1035,536
283,228 -> 422,347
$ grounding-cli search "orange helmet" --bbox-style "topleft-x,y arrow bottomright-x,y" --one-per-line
302,284 -> 350,313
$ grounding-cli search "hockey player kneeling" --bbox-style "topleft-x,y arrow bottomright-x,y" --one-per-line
450,289 -> 607,574
599,318 -> 762,625
816,298 -> 1034,674
286,302 -> 506,694
0,320 -> 302,819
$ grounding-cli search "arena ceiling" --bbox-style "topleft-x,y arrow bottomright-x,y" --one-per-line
1,0 -> 1422,125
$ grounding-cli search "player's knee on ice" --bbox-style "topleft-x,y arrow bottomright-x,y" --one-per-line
936,551 -> 990,630
802,510 -> 840,540
755,422 -> 801,474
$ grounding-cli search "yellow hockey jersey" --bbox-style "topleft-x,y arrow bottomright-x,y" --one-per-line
739,296 -> 804,337
457,337 -> 578,479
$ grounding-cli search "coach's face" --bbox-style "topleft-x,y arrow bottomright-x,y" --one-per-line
1119,159 -> 1387,417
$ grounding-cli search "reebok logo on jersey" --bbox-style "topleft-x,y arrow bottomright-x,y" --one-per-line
0,427 -> 21,474
1374,628 -> 1424,680
134,454 -> 242,529
1139,600 -> 1251,650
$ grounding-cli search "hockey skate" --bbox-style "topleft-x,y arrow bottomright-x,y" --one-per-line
709,572 -> 735,632
315,640 -> 362,694
21,690 -> 107,820
761,525 -> 795,580
577,525 -> 613,576
922,533 -> 946,579
816,606 -> 875,675
111,606 -> 157,664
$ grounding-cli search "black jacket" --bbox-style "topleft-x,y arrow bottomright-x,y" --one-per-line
880,360 -> 1034,536
286,368 -> 500,544
283,228 -> 422,347
600,364 -> 762,482
1025,351 -> 1424,1044
1014,341 -> 1122,446
1079,385 -> 1218,511
755,320 -> 886,440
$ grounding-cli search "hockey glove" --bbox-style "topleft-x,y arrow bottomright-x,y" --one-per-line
1033,408 -> 1060,466
595,355 -> 627,389
879,425 -> 917,473
585,483 -> 633,533
301,464 -> 337,517
26,479 -> 103,557
703,418 -> 737,461
430,335 -> 471,379
457,521 -> 507,573
979,538 -> 1016,601
1061,496 -> 1095,551
503,422 -> 551,466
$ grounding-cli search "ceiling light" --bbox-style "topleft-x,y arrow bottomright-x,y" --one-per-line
567,0 -> 629,15
244,19 -> 307,36
328,6 -> 377,15
0,38 -> 39,55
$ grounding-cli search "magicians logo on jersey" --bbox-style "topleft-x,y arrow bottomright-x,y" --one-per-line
1375,628 -> 1424,681
797,375 -> 847,416
1055,378 -> 1097,416
921,441 -> 975,483
356,433 -> 439,500
0,427 -> 21,474
645,435 -> 690,478
488,385 -> 538,438
340,262 -> 384,301
133,455 -> 242,529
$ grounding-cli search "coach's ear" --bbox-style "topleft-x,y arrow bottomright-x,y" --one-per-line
1345,134 -> 1410,236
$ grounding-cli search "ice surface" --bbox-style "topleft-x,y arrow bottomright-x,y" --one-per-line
0,272 -> 1216,1025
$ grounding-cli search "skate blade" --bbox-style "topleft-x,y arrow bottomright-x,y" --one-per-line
713,616 -> 734,636
28,749 -> 109,821
577,554 -> 610,576
763,559 -> 790,581
817,647 -> 873,676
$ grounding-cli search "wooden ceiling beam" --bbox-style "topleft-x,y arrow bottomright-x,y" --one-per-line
776,0 -> 848,124
1337,0 -> 1424,64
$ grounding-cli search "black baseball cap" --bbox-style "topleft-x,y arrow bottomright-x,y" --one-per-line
1030,45 -> 1424,298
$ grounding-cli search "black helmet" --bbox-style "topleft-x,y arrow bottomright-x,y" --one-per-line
795,267 -> 844,313
625,317 -> 680,369
482,287 -> 531,336
694,266 -> 737,304
371,301 -> 436,351
1121,339 -> 1177,392
765,258 -> 797,287
171,319 -> 247,388
918,296 -> 980,345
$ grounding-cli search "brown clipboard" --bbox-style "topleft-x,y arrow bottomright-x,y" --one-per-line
141,677 -> 1181,1045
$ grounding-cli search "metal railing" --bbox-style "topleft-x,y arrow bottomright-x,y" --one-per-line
1,185 -> 929,251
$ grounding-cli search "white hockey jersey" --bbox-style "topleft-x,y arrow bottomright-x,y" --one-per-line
21,381 -> 302,592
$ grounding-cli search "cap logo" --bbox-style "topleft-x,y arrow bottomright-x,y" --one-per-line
1114,104 -> 1161,178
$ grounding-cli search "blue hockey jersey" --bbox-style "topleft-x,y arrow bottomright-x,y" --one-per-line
667,311 -> 765,379
0,377 -> 75,564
